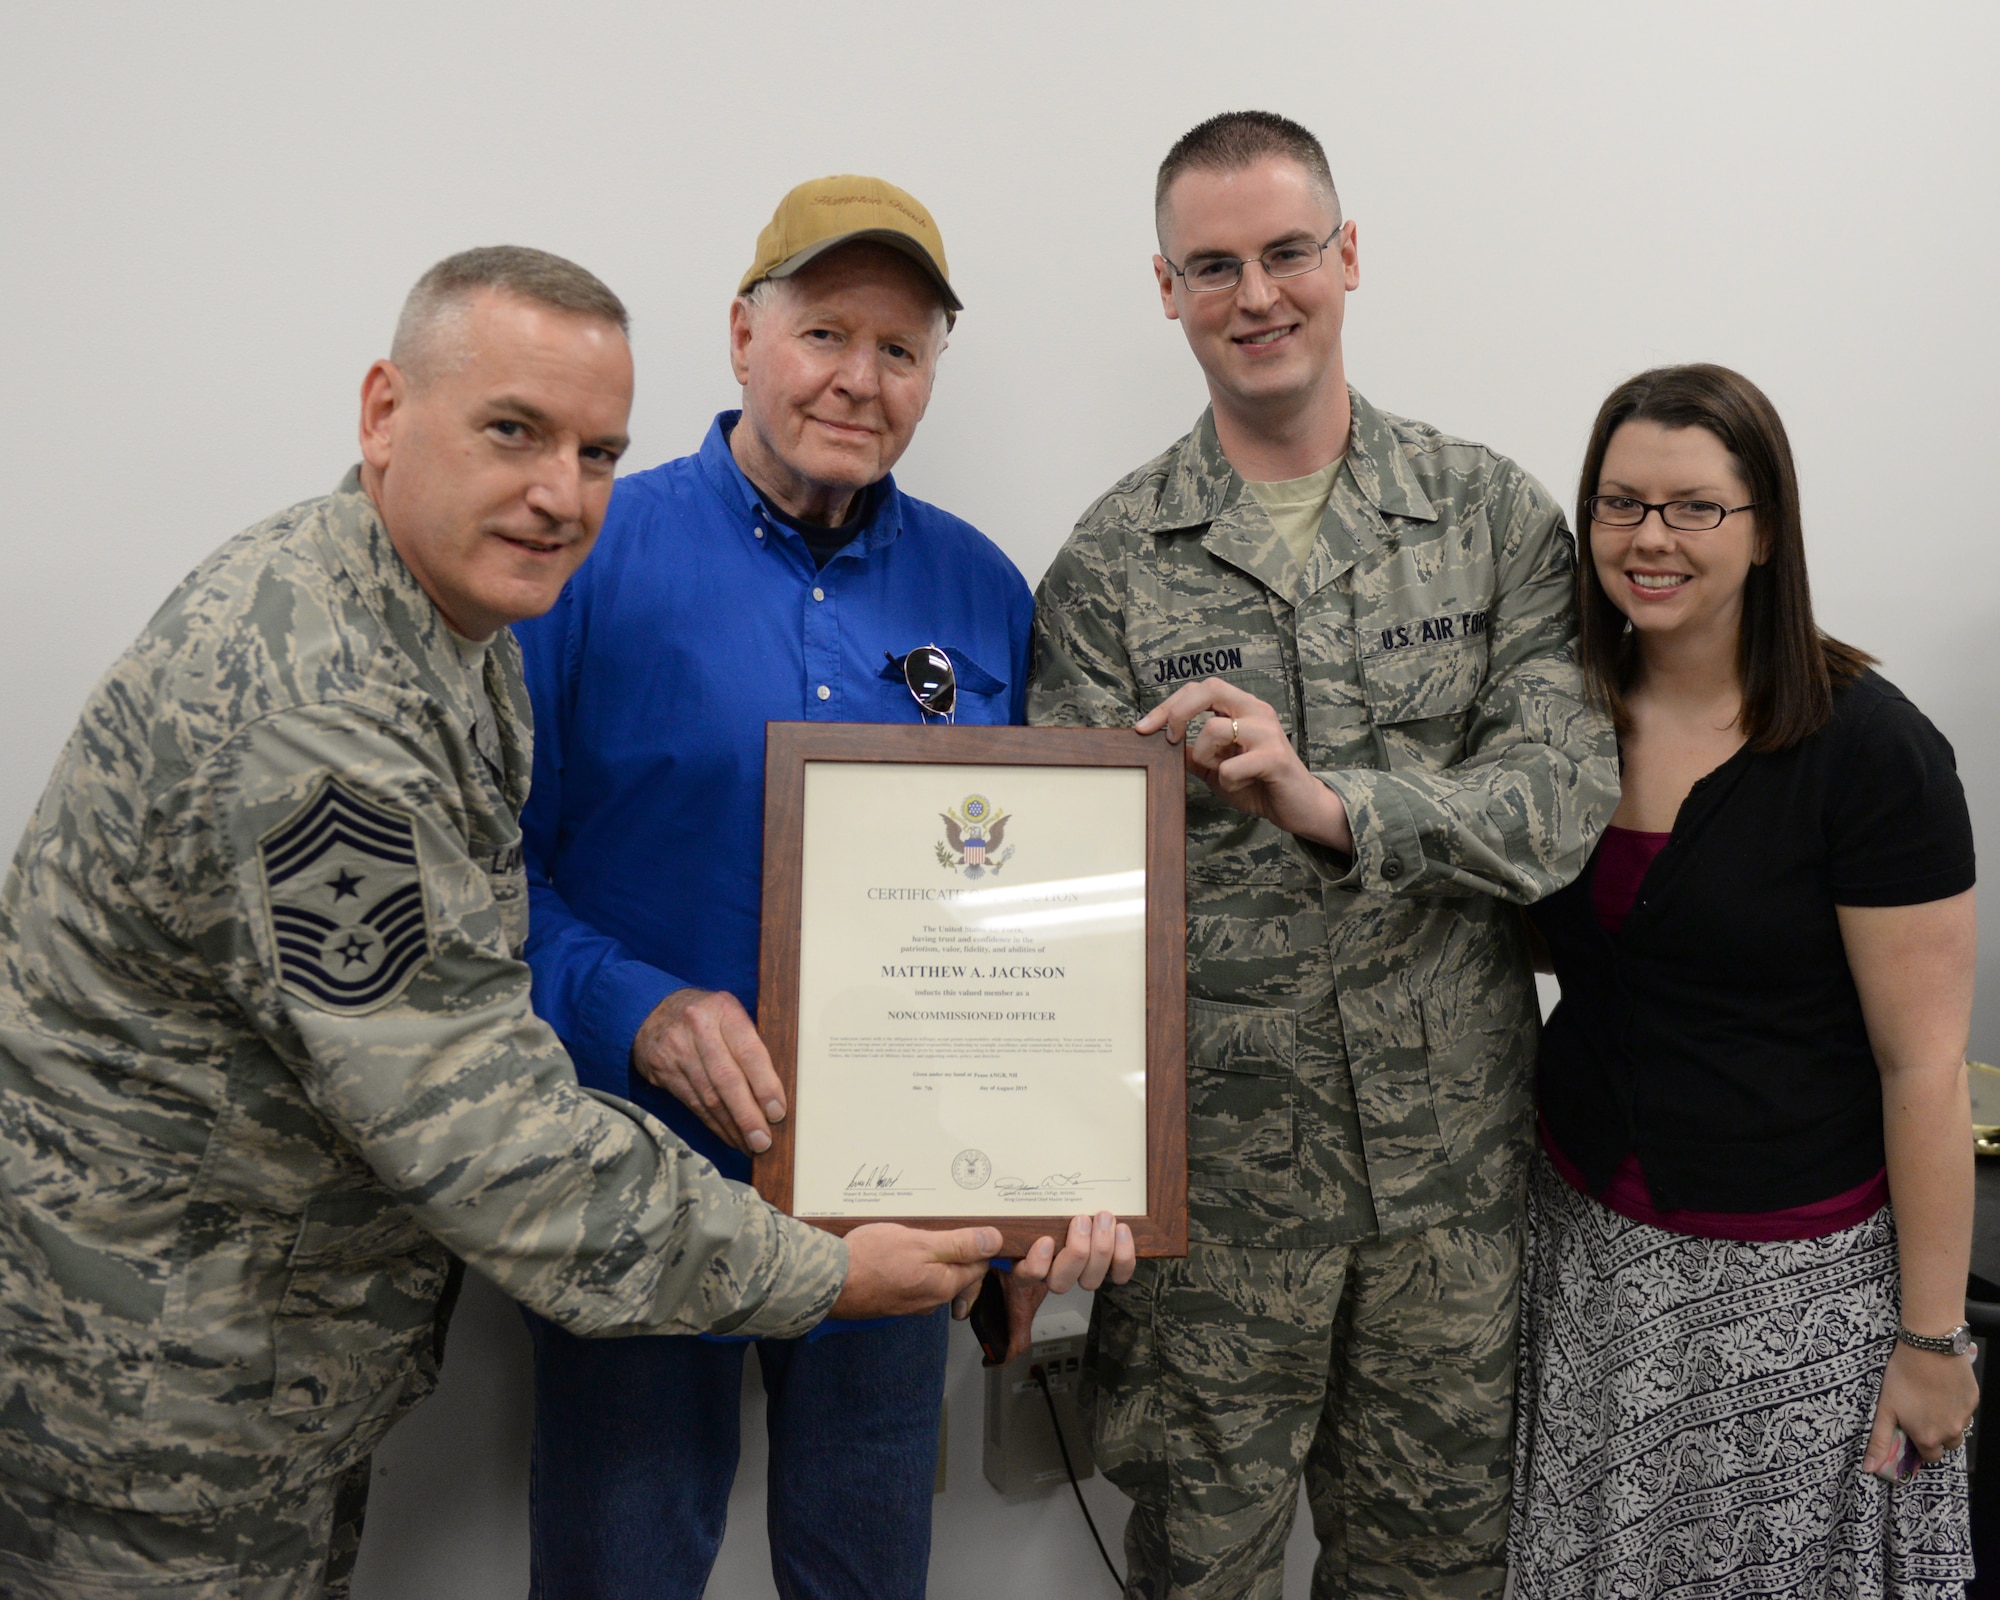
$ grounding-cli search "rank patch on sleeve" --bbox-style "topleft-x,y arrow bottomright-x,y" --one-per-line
259,777 -> 432,1014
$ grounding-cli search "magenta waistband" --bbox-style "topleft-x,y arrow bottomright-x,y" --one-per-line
1537,1114 -> 1890,1241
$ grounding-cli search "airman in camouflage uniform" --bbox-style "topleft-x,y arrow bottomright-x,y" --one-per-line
1027,116 -> 1617,1599
0,248 -> 995,1598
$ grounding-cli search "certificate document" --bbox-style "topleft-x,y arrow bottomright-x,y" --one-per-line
755,723 -> 1187,1254
793,761 -> 1148,1218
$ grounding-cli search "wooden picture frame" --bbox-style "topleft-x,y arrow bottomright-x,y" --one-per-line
754,723 -> 1186,1257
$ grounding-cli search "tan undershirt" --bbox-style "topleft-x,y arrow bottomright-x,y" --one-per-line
1246,456 -> 1344,570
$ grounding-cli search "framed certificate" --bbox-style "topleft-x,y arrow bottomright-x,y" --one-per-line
754,724 -> 1186,1257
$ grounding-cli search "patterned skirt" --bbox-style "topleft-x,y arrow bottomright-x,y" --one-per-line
1510,1151 -> 1972,1599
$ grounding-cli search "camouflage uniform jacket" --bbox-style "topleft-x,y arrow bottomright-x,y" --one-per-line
1029,393 -> 1617,1249
0,472 -> 847,1513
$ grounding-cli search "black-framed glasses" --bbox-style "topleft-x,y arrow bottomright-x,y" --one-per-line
1586,495 -> 1760,533
1161,225 -> 1343,293
888,645 -> 956,722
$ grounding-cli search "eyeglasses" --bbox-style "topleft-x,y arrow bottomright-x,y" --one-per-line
1586,495 -> 1760,533
888,645 -> 956,722
1161,225 -> 1343,293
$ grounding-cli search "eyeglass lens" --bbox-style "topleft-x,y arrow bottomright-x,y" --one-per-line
1588,496 -> 1733,532
898,646 -> 956,717
1180,234 -> 1333,292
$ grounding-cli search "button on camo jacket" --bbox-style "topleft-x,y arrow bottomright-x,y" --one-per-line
0,472 -> 846,1513
1029,393 -> 1618,1249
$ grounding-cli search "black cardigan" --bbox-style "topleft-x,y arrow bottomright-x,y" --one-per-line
1532,672 -> 1974,1213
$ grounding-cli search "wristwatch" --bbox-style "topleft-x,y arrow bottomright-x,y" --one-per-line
1898,1322 -> 1974,1356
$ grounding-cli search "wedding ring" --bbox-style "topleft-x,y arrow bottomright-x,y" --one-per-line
1230,718 -> 1241,743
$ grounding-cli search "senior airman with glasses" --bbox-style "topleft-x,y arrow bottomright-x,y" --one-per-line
1026,111 -> 1617,1598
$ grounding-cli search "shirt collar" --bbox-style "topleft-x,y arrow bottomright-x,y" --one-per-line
695,411 -> 906,559
1342,388 -> 1437,524
314,466 -> 526,777
1146,386 -> 1437,532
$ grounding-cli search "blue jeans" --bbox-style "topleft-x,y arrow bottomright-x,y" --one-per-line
523,1309 -> 949,1600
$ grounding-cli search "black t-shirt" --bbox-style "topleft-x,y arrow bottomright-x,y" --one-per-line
761,484 -> 881,569
1532,670 -> 1975,1213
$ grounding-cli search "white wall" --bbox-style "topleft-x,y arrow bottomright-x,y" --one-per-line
3,3 -> 1996,1596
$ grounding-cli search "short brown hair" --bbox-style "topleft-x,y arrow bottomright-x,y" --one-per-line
1574,363 -> 1872,752
1154,111 -> 1340,237
391,245 -> 628,382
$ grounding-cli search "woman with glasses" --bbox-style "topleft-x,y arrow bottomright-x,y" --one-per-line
1509,364 -> 1978,1596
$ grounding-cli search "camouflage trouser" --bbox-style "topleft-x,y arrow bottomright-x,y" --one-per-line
0,1460 -> 370,1599
1082,1213 -> 1523,1600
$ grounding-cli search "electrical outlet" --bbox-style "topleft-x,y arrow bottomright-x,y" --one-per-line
981,1306 -> 1095,1495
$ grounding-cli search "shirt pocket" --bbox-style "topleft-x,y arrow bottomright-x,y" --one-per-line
1357,636 -> 1488,770
1186,997 -> 1297,1193
269,1188 -> 450,1416
1413,930 -> 1535,1174
873,645 -> 1011,724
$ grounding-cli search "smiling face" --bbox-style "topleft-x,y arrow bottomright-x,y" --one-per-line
1155,155 -> 1356,436
728,242 -> 944,524
1591,419 -> 1766,658
359,289 -> 632,639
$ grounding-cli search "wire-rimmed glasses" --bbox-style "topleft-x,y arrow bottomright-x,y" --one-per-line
1161,225 -> 1343,293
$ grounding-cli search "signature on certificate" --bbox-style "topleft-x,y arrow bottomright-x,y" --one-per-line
846,1162 -> 906,1191
993,1172 -> 1120,1198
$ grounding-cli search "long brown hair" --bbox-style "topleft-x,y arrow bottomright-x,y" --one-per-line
1574,363 -> 1872,751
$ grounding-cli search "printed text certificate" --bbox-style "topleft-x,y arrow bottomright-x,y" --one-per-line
791,762 -> 1149,1217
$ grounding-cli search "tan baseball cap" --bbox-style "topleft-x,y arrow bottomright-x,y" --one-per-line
738,174 -> 962,317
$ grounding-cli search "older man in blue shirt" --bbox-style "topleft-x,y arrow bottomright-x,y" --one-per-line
513,178 -> 1130,1599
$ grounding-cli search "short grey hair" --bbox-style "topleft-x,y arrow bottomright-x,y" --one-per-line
735,251 -> 950,343
1155,111 -> 1342,242
739,276 -> 787,315
391,245 -> 628,384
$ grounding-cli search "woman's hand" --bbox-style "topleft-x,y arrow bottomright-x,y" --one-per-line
1863,1341 -> 1979,1473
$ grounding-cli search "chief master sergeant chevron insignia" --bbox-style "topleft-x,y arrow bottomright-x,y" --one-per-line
258,776 -> 433,1014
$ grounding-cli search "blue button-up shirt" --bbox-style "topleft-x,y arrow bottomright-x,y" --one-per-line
514,413 -> 1034,1185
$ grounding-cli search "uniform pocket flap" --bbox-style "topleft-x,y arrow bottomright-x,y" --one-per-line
271,1195 -> 448,1416
1188,997 -> 1296,1076
1358,636 -> 1486,725
1186,999 -> 1296,1193
287,1188 -> 429,1267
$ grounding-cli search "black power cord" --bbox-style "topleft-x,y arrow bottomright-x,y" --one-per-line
1031,1363 -> 1124,1591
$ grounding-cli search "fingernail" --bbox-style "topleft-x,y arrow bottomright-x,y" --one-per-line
766,1101 -> 784,1120
749,1130 -> 771,1153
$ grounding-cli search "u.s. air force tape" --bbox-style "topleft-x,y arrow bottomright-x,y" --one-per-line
259,776 -> 433,1014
